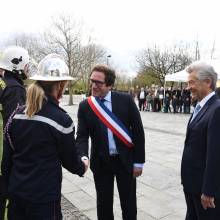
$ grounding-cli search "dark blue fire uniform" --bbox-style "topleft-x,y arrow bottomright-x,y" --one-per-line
0,70 -> 26,220
1,95 -> 85,219
0,71 -> 26,127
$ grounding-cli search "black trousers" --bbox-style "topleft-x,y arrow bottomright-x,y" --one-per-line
138,99 -> 145,111
184,190 -> 220,220
0,176 -> 7,220
7,197 -> 62,220
93,156 -> 137,220
0,196 -> 6,220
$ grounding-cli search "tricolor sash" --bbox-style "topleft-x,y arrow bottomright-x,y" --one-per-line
87,96 -> 134,148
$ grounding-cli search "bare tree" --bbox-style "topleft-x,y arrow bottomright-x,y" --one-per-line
210,39 -> 216,59
80,42 -> 106,95
4,32 -> 46,62
114,73 -> 132,92
136,44 -> 192,86
44,14 -> 87,104
45,14 -> 107,104
194,39 -> 200,60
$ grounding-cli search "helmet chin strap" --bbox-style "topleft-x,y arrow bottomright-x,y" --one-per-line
11,69 -> 27,79
9,70 -> 25,85
57,81 -> 68,100
20,72 -> 27,80
50,81 -> 66,102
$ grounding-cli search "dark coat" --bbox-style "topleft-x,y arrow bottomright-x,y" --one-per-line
76,91 -> 145,174
1,96 -> 85,203
0,71 -> 26,127
137,90 -> 147,101
181,95 -> 220,198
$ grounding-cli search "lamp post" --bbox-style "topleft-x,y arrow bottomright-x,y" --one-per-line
107,55 -> 111,65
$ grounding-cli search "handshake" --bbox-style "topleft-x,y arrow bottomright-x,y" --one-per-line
81,156 -> 89,173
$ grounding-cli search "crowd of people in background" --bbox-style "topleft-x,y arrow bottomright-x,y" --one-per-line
129,86 -> 193,114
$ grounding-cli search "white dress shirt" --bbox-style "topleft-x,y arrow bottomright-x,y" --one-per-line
103,91 -> 143,168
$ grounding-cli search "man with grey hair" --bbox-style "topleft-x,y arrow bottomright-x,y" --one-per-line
181,61 -> 220,219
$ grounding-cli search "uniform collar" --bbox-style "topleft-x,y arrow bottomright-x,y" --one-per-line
46,95 -> 59,106
4,70 -> 24,85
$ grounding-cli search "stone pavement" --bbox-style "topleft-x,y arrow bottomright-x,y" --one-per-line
61,196 -> 90,220
60,96 -> 191,220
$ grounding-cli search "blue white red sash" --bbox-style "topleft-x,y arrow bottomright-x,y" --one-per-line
87,96 -> 134,148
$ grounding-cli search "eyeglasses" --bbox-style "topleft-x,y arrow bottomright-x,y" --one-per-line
90,79 -> 105,87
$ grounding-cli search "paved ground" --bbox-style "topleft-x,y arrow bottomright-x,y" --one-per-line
60,96 -> 191,220
61,196 -> 90,220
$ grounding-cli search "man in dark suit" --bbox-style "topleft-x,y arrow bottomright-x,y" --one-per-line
76,64 -> 145,220
181,61 -> 220,220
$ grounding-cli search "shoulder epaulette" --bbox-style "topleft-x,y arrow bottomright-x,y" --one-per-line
0,79 -> 6,90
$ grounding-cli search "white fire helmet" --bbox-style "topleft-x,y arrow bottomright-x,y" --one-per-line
30,54 -> 73,81
0,46 -> 30,73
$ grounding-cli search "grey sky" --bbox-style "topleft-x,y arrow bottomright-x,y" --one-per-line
1,0 -> 219,75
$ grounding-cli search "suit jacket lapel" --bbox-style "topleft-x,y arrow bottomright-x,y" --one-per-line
188,95 -> 218,128
187,114 -> 193,128
111,91 -> 118,115
188,104 -> 209,128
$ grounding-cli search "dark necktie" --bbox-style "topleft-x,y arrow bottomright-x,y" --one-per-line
100,98 -> 105,103
190,104 -> 201,123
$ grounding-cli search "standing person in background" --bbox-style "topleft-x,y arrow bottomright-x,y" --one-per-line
182,88 -> 191,114
137,87 -> 146,111
1,54 -> 88,219
128,87 -> 136,99
176,88 -> 182,113
0,46 -> 31,220
178,94 -> 183,113
164,93 -> 171,113
146,92 -> 153,111
158,87 -> 164,111
181,61 -> 220,219
172,95 -> 178,113
153,88 -> 160,112
76,64 -> 145,220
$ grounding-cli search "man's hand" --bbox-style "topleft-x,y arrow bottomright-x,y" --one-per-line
133,167 -> 142,178
81,157 -> 89,173
201,194 -> 215,210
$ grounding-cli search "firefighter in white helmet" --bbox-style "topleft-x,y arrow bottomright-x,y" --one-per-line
1,54 -> 88,219
0,45 -> 32,219
0,45 -> 33,124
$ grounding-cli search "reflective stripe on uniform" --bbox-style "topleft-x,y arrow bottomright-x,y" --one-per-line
13,114 -> 74,134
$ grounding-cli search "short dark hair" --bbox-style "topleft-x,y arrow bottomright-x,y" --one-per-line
91,64 -> 116,86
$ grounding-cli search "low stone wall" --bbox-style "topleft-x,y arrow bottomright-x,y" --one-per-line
61,95 -> 86,105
